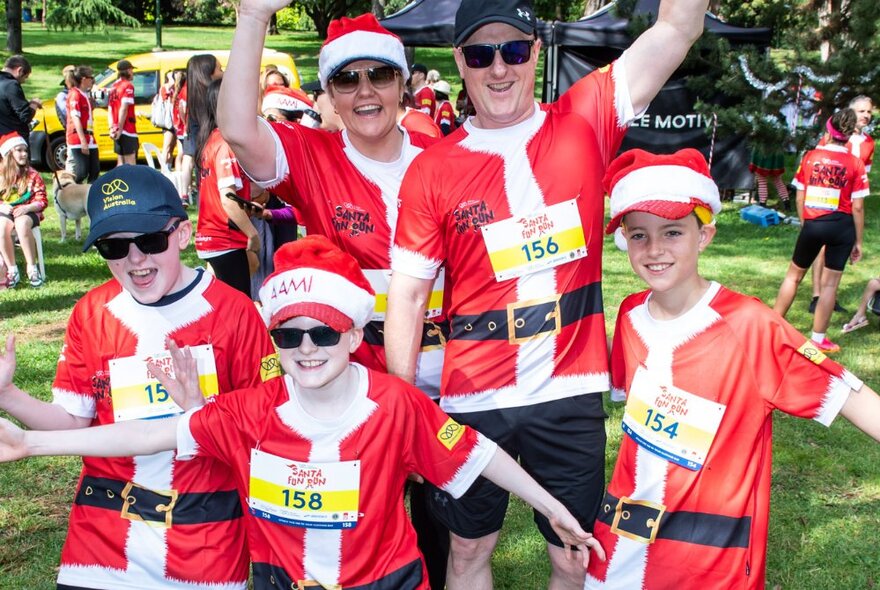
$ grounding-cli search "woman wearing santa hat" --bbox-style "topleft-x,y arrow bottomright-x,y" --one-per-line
218,6 -> 451,582
0,132 -> 47,288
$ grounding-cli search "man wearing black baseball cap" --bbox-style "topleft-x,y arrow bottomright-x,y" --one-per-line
386,0 -> 711,587
108,59 -> 139,166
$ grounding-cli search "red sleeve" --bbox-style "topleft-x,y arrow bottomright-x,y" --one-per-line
792,153 -> 807,189
184,384 -> 270,465
27,168 -> 47,215
552,61 -> 629,167
51,298 -> 98,418
214,139 -> 248,197
400,382 -> 496,498
391,153 -> 446,279
741,302 -> 860,425
850,158 -> 869,198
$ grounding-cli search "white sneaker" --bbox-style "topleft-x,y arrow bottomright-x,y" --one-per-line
7,268 -> 20,288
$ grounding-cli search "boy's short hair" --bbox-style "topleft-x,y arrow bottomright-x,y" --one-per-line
4,55 -> 31,76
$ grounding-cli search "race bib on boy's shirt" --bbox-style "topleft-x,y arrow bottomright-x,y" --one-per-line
248,448 -> 360,529
621,367 -> 726,471
109,344 -> 219,422
480,199 -> 587,282
804,185 -> 841,211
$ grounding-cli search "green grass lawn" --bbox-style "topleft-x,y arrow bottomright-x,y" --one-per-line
2,22 -> 880,590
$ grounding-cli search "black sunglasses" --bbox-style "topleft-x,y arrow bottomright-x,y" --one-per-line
460,40 -> 534,69
94,220 -> 181,260
330,66 -> 399,94
270,326 -> 342,349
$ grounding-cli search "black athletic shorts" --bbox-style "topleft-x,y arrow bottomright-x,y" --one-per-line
113,134 -> 139,156
426,392 -> 607,547
0,211 -> 39,226
792,212 -> 855,271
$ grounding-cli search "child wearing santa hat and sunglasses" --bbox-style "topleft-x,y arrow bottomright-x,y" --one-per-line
0,234 -> 603,589
585,148 -> 880,590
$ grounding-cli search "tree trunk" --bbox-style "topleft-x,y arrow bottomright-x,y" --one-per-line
583,0 -> 606,17
371,0 -> 385,18
269,12 -> 278,35
6,0 -> 22,53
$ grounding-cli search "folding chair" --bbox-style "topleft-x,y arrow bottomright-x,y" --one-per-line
12,225 -> 46,281
142,142 -> 184,197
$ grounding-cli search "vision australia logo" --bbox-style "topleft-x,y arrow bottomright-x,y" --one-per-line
453,199 -> 496,234
436,418 -> 466,450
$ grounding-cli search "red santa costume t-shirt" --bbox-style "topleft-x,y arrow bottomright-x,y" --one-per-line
50,270 -> 280,589
66,87 -> 97,148
392,57 -> 637,413
792,144 -> 869,221
177,365 -> 497,589
586,283 -> 861,590
108,77 -> 137,136
174,83 -> 186,138
818,132 -> 875,171
400,107 -> 442,138
195,129 -> 251,255
253,121 -> 445,397
414,85 -> 436,117
434,99 -> 456,131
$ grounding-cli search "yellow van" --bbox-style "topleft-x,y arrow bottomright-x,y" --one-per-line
29,48 -> 300,170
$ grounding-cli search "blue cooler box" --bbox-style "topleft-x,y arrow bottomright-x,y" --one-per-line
740,204 -> 781,227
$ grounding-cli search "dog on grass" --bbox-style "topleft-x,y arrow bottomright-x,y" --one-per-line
52,170 -> 89,242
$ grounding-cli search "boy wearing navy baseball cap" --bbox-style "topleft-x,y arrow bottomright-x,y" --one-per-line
586,148 -> 880,590
0,165 -> 277,589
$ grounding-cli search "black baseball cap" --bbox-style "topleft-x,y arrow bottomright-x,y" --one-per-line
300,80 -> 322,94
83,165 -> 187,251
454,0 -> 537,46
411,63 -> 428,75
116,59 -> 135,71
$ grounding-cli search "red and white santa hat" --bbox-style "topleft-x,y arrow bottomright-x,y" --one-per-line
259,235 -> 376,332
604,148 -> 721,236
317,13 -> 409,90
262,86 -> 314,114
0,132 -> 26,157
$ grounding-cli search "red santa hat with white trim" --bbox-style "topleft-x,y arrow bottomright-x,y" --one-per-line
604,148 -> 721,243
317,13 -> 409,90
258,235 -> 376,332
262,86 -> 314,114
0,132 -> 27,157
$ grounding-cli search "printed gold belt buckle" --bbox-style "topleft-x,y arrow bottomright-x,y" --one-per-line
609,496 -> 666,544
506,294 -> 561,344
120,481 -> 179,528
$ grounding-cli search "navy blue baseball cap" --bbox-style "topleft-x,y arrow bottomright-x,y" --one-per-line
83,165 -> 187,252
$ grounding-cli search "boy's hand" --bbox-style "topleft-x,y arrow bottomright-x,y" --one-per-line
146,340 -> 205,412
548,511 -> 606,569
0,334 -> 17,397
0,416 -> 27,462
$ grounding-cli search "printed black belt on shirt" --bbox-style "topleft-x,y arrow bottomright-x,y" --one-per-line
597,492 -> 751,548
253,557 -> 423,590
449,282 -> 602,344
75,475 -> 242,529
363,319 -> 449,349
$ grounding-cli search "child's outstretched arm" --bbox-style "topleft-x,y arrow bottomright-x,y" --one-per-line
840,383 -> 880,442
0,334 -> 92,430
0,339 -> 205,462
480,449 -> 606,567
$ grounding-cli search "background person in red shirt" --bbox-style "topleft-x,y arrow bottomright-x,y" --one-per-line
774,108 -> 869,353
108,59 -> 139,166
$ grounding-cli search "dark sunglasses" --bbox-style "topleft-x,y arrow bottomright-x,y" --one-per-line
460,40 -> 534,69
94,220 -> 181,260
270,326 -> 342,349
330,65 -> 399,94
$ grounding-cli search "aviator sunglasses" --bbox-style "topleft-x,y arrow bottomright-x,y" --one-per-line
330,65 -> 399,94
94,220 -> 181,260
270,326 -> 343,349
460,40 -> 534,69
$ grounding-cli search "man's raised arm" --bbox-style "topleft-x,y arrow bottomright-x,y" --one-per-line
626,0 -> 709,114
217,0 -> 290,181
